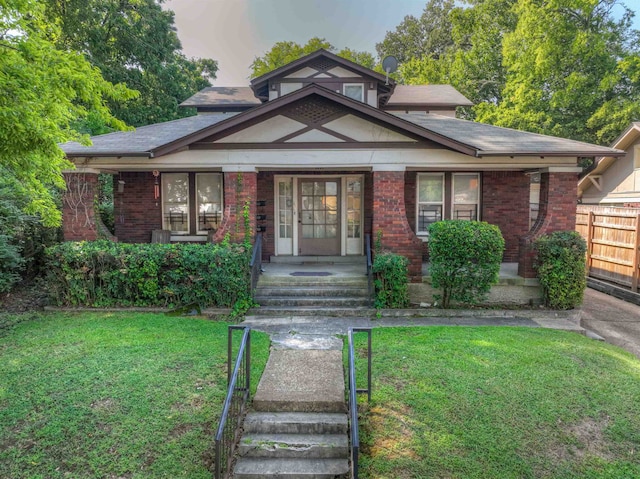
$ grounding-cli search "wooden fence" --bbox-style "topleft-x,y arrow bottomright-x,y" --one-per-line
576,205 -> 640,292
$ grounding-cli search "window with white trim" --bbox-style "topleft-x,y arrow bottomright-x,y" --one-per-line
416,172 -> 480,236
343,83 -> 364,102
162,173 -> 223,235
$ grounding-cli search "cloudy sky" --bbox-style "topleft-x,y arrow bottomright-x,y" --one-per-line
163,0 -> 426,85
163,0 -> 640,86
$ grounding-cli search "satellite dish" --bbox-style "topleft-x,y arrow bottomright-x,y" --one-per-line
382,56 -> 398,85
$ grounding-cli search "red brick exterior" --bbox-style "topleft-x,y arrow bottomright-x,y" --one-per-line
482,171 -> 531,262
212,171 -> 257,244
624,202 -> 640,208
372,170 -> 423,281
62,172 -> 99,241
518,172 -> 579,277
113,172 -> 162,243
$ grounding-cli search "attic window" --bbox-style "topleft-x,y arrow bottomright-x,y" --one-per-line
343,84 -> 364,102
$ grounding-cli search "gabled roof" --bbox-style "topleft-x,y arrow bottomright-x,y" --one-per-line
179,87 -> 261,111
394,113 -> 623,157
384,85 -> 473,110
60,85 -> 623,160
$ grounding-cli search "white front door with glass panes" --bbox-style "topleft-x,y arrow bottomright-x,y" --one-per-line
416,172 -> 480,237
162,173 -> 222,236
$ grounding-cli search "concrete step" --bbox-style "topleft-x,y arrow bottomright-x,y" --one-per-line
233,457 -> 349,479
250,306 -> 375,317
254,296 -> 370,308
257,277 -> 368,287
244,412 -> 348,435
269,255 -> 365,264
255,286 -> 369,297
238,433 -> 348,459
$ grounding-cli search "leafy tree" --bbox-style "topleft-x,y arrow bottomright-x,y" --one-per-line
376,0 -> 456,63
0,0 -> 135,226
44,0 -> 218,128
250,37 -> 377,77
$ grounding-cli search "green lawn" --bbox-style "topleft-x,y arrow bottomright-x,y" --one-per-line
354,327 -> 640,479
0,312 -> 270,479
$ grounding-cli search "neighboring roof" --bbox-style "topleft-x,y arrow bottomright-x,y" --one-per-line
60,113 -> 237,157
394,112 -> 624,157
385,85 -> 473,109
179,87 -> 261,109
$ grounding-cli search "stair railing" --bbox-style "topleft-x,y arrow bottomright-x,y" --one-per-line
365,234 -> 374,306
214,326 -> 251,479
249,233 -> 262,295
347,327 -> 372,479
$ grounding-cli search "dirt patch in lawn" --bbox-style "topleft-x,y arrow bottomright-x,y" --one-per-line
548,416 -> 613,464
0,279 -> 48,313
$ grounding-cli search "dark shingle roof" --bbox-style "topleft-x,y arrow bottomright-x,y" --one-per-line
60,113 -> 237,157
179,87 -> 261,108
394,112 -> 620,157
385,85 -> 473,108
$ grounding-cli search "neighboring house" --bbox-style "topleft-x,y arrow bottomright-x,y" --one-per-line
578,122 -> 640,207
59,49 -> 621,281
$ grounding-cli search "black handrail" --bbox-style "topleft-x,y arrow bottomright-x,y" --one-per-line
214,326 -> 251,479
347,327 -> 372,479
249,233 -> 262,295
365,234 -> 374,306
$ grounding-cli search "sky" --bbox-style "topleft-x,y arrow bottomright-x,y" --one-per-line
163,0 -> 640,86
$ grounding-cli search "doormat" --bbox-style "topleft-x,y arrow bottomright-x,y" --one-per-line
290,272 -> 333,277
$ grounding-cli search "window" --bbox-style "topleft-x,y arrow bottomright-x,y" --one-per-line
162,173 -> 223,235
416,172 -> 480,236
343,83 -> 364,102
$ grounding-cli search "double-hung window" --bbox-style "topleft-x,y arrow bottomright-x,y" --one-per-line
162,173 -> 223,235
416,172 -> 480,237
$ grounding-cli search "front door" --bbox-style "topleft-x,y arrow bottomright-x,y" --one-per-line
299,179 -> 341,255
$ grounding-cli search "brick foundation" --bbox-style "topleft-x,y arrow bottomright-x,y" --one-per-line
518,172 -> 579,278
62,172 -> 99,241
372,170 -> 423,281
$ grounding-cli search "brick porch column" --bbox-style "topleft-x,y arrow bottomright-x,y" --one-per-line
213,167 -> 257,244
372,167 -> 423,282
62,169 -> 100,241
518,168 -> 581,278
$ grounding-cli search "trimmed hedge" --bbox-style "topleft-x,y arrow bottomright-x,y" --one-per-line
45,241 -> 252,310
372,252 -> 410,308
535,231 -> 586,309
428,220 -> 505,308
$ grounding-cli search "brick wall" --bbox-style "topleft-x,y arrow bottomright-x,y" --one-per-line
212,171 -> 257,244
518,172 -> 579,277
482,171 -> 531,262
372,170 -> 423,281
113,172 -> 163,243
62,172 -> 99,241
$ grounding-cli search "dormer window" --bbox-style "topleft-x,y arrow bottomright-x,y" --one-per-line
343,83 -> 364,102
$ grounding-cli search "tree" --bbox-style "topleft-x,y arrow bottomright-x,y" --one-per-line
0,0 -> 136,226
250,37 -> 377,78
44,0 -> 218,128
375,0 -> 456,64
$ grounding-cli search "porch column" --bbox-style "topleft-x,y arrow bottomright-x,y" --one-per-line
372,166 -> 423,282
213,167 -> 258,244
518,168 -> 581,278
62,169 -> 100,241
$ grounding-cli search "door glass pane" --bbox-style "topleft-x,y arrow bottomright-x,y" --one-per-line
326,181 -> 337,196
346,178 -> 362,239
278,179 -> 293,239
300,180 -> 340,239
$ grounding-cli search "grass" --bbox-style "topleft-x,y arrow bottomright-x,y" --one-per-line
0,312 -> 270,479
352,327 -> 640,479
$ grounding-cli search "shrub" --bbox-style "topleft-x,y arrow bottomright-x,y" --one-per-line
428,220 -> 505,308
535,231 -> 586,309
373,252 -> 410,308
45,241 -> 252,310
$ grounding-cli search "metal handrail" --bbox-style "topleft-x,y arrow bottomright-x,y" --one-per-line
214,326 -> 251,479
249,233 -> 262,295
365,234 -> 374,306
347,327 -> 372,479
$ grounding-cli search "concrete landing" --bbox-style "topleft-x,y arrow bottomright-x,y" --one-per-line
253,349 -> 346,413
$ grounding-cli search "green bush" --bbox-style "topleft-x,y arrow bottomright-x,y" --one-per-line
535,231 -> 586,309
373,252 -> 410,308
45,241 -> 252,310
428,220 -> 505,308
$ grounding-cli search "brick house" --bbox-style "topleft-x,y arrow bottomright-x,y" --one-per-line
60,49 -> 621,282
